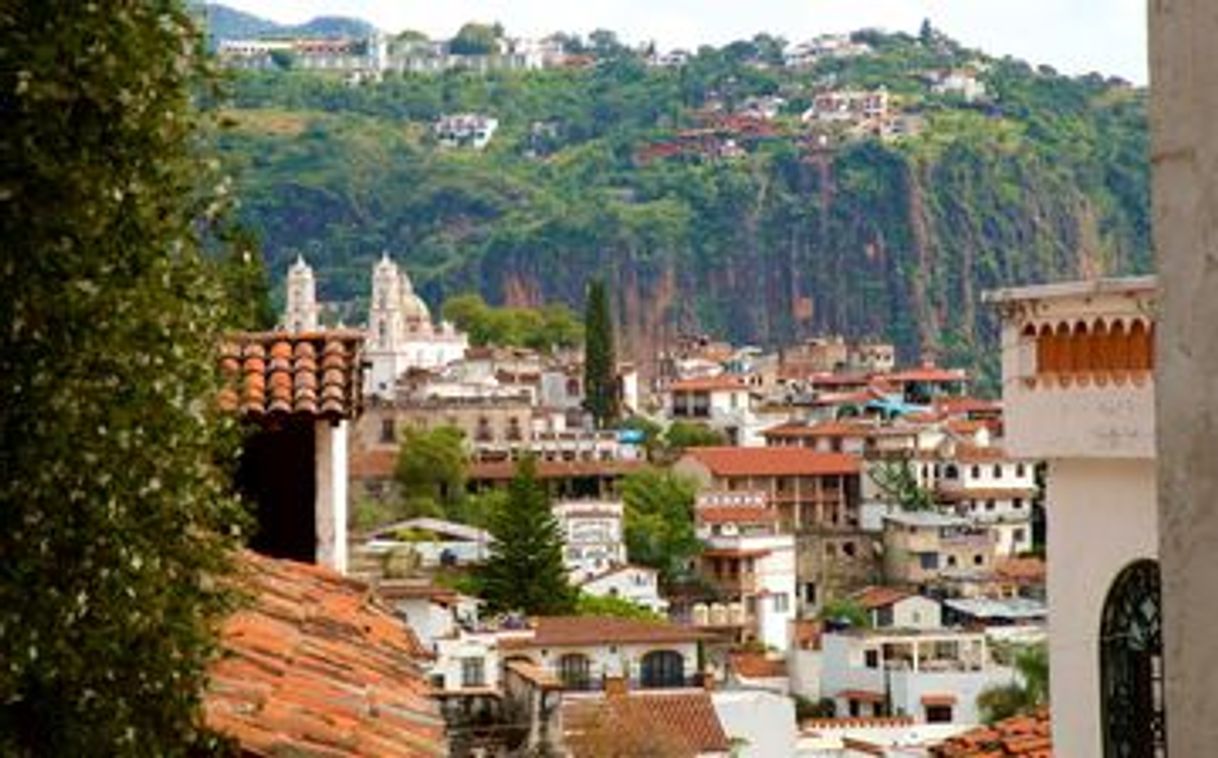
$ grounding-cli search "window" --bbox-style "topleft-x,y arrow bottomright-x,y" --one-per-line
773,593 -> 789,613
919,553 -> 939,570
993,464 -> 1003,479
864,650 -> 880,669
558,653 -> 592,690
1016,463 -> 1027,477
849,699 -> 861,717
1013,498 -> 1024,509
925,705 -> 954,723
380,418 -> 396,443
974,554 -> 984,566
1101,560 -> 1166,757
843,541 -> 857,558
944,465 -> 958,479
971,465 -> 981,480
946,555 -> 958,568
640,650 -> 685,689
804,582 -> 818,605
461,657 -> 485,688
986,500 -> 996,512
1014,528 -> 1026,543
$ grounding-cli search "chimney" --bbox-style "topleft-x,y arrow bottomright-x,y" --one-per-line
603,674 -> 628,698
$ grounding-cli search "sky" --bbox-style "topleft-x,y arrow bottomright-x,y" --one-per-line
219,0 -> 1148,84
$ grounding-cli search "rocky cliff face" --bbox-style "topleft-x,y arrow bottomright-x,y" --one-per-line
450,138 -> 1147,382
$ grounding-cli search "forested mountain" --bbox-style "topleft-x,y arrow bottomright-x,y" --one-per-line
198,4 -> 375,41
212,24 -> 1148,383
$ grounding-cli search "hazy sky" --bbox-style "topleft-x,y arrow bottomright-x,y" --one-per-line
220,0 -> 1148,83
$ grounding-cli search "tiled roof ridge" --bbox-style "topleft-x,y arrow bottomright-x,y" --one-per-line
802,715 -> 916,730
219,331 -> 364,420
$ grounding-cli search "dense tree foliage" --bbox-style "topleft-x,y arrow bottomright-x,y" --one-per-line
867,459 -> 935,511
575,593 -> 661,621
583,279 -> 619,427
1,1 -> 246,752
978,643 -> 1049,723
479,458 -> 576,614
441,292 -> 582,350
818,598 -> 871,628
215,27 -> 1148,380
664,421 -> 727,452
621,468 -> 701,585
394,425 -> 468,510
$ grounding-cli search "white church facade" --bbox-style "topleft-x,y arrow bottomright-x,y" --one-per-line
283,254 -> 468,398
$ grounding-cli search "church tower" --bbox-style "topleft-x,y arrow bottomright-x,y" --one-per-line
283,256 -> 321,332
364,252 -> 468,398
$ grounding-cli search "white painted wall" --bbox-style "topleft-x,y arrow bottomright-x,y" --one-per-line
1045,457 -> 1157,758
314,419 -> 348,573
713,690 -> 797,758
579,566 -> 668,614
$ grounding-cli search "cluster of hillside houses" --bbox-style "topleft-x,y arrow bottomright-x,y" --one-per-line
201,253 -> 1154,756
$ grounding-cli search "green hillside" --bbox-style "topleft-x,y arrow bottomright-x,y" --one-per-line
213,27 -> 1148,381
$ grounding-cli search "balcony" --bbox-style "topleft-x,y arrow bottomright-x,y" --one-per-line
985,277 -> 1156,459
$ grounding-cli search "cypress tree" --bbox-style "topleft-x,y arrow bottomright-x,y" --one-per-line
480,458 -> 575,615
582,278 -> 619,428
1,2 -> 244,751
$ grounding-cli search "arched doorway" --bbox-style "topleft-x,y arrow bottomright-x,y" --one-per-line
640,650 -> 685,689
1100,559 -> 1167,757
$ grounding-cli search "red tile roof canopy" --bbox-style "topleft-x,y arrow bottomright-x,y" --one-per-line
563,692 -> 731,755
683,447 -> 861,477
205,552 -> 444,757
932,708 -> 1051,757
219,330 -> 365,421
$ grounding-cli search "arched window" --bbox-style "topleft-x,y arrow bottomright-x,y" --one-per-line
558,653 -> 592,690
944,465 -> 959,479
640,650 -> 685,689
1101,559 -> 1167,757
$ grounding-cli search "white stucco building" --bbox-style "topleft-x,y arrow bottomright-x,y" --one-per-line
694,503 -> 796,650
365,254 -> 468,398
282,255 -> 322,332
985,276 -> 1159,757
820,628 -> 1017,725
578,564 -> 668,614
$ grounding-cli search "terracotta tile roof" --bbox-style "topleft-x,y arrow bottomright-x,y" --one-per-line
729,651 -> 787,678
994,557 -> 1047,583
696,505 -> 779,525
932,708 -> 1052,757
681,447 -> 860,477
500,615 -> 711,649
762,420 -> 871,439
563,691 -> 730,755
934,396 -> 1002,416
505,660 -> 563,690
219,331 -> 365,420
792,619 -> 823,650
850,585 -> 916,610
350,449 -> 397,480
670,375 -> 751,392
946,419 -> 989,436
802,715 -> 915,732
205,552 -> 444,757
886,366 -> 968,383
467,459 -> 644,481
